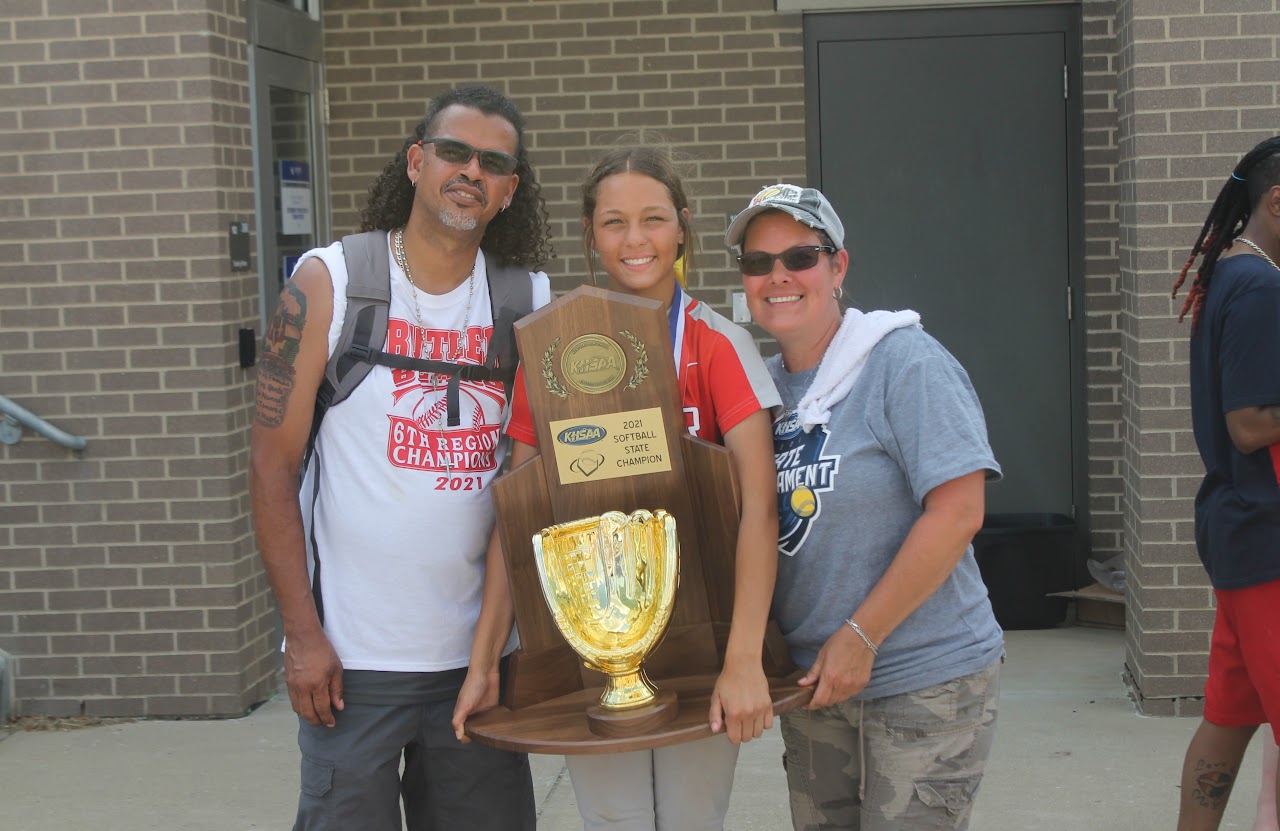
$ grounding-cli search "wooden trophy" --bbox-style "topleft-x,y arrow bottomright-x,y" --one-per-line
464,285 -> 810,755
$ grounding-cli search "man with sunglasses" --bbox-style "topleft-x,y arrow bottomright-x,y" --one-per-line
250,84 -> 552,831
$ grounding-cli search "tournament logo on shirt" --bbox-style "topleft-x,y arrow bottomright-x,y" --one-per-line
773,409 -> 839,557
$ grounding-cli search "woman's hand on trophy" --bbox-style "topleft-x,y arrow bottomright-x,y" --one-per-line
451,667 -> 501,743
708,657 -> 774,744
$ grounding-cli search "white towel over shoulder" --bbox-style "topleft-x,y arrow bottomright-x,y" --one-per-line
796,307 -> 921,432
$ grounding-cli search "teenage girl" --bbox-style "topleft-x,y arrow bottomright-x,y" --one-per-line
461,145 -> 781,830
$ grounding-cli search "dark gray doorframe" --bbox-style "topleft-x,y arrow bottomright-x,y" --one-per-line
803,5 -> 1090,579
246,0 -> 328,672
247,0 -> 330,332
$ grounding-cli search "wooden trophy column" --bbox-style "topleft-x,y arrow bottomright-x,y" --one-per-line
465,285 -> 809,755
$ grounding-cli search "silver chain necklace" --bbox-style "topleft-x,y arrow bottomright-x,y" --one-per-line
393,228 -> 475,360
1235,237 -> 1280,273
392,227 -> 477,476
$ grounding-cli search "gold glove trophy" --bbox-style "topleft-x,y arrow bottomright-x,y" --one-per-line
535,509 -> 680,736
464,286 -> 808,754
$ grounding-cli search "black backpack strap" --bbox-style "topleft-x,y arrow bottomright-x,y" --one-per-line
307,242 -> 535,446
305,231 -> 392,468
347,348 -> 509,427
307,453 -> 326,626
328,231 -> 392,405
300,232 -> 392,615
483,252 -> 537,404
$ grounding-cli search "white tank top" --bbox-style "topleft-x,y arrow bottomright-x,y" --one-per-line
297,238 -> 550,671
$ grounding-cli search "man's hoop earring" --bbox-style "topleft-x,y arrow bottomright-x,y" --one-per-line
834,286 -> 844,301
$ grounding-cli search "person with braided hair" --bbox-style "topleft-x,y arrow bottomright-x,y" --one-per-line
1172,135 -> 1280,831
251,84 -> 552,830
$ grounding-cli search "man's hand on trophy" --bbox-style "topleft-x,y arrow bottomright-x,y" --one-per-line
283,626 -> 344,727
452,667 -> 501,743
708,658 -> 774,744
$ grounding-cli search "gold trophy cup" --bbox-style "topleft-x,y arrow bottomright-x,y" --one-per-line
533,509 -> 681,737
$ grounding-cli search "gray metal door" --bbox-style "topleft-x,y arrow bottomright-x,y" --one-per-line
806,6 -> 1083,519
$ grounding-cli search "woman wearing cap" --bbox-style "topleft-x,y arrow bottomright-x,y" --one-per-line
726,184 -> 1005,830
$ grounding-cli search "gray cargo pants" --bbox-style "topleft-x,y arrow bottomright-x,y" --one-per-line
780,662 -> 1000,831
292,698 -> 535,831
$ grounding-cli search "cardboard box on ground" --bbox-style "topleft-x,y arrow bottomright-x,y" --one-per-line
1049,583 -> 1125,629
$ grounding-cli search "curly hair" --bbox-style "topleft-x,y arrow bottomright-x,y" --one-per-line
580,142 -> 696,287
1172,136 -> 1280,332
358,84 -> 554,269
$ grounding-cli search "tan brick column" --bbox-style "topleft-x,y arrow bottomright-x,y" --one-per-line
0,2 -> 273,717
1117,0 -> 1278,715
1083,0 -> 1126,566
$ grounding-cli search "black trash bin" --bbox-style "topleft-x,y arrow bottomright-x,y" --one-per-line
972,513 -> 1076,630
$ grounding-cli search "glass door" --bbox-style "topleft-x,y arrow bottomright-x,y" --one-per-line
248,0 -> 328,330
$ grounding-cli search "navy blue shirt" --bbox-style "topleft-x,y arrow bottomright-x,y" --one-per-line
1190,253 -> 1280,589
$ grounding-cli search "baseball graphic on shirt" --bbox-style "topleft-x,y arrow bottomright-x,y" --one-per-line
411,386 -> 487,433
412,390 -> 450,433
387,382 -> 505,473
790,485 -> 817,518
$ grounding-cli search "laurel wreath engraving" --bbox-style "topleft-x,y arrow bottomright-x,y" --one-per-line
541,337 -> 571,399
621,330 -> 649,390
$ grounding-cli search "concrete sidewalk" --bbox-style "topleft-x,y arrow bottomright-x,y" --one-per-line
0,627 -> 1270,830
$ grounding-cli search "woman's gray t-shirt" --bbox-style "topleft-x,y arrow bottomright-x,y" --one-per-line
768,326 -> 1004,700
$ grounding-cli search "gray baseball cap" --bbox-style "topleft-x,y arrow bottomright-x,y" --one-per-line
724,183 -> 846,254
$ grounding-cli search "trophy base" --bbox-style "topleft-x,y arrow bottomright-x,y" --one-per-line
586,689 -> 678,739
465,672 -> 812,755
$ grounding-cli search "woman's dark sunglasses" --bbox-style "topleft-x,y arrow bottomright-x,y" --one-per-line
737,245 -> 836,277
419,137 -> 519,176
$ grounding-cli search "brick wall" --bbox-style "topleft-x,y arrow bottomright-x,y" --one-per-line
320,0 -> 1130,507
1117,0 -> 1277,715
4,0 -> 1272,719
0,0 -> 274,718
321,0 -> 806,311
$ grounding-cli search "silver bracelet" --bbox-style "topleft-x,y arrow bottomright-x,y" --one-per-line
845,618 -> 879,655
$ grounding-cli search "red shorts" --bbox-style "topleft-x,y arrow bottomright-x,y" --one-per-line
1204,578 -> 1280,743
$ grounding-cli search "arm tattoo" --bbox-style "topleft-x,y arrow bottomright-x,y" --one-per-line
255,283 -> 308,429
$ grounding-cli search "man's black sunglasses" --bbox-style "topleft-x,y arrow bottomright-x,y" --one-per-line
737,245 -> 836,277
419,137 -> 519,176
